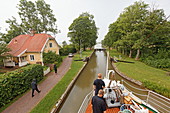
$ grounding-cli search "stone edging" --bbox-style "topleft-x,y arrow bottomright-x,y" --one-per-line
51,51 -> 95,113
107,52 -> 142,86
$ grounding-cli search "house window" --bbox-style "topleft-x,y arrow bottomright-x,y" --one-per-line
30,55 -> 35,61
21,56 -> 26,62
49,43 -> 53,48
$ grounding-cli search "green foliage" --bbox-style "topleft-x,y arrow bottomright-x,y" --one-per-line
142,80 -> 170,98
42,66 -> 48,71
0,43 -> 10,60
103,1 -> 169,60
1,17 -> 23,43
141,49 -> 170,68
68,12 -> 98,51
43,51 -> 62,64
1,0 -> 57,43
59,44 -> 77,56
0,64 -> 43,108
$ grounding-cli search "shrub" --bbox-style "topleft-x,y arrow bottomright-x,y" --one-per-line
0,64 -> 43,108
142,80 -> 170,98
59,45 -> 77,56
142,58 -> 170,68
141,48 -> 170,68
43,51 -> 63,64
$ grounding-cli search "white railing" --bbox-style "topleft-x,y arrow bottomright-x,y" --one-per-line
78,90 -> 93,113
4,61 -> 15,67
122,80 -> 170,113
43,67 -> 50,75
19,61 -> 28,67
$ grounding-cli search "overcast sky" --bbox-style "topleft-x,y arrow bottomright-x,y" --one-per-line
0,0 -> 170,44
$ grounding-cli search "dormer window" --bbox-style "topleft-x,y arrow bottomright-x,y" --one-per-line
14,39 -> 17,44
49,43 -> 53,48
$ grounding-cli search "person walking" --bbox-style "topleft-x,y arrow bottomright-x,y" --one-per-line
93,73 -> 105,96
31,79 -> 41,97
54,64 -> 57,74
92,89 -> 106,113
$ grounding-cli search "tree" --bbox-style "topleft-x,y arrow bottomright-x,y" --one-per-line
1,17 -> 23,43
68,12 -> 98,51
62,41 -> 67,47
104,1 -> 169,61
0,43 -> 10,60
17,0 -> 39,33
36,0 -> 57,34
43,51 -> 62,65
2,0 -> 58,43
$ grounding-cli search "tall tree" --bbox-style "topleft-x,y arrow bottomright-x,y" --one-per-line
2,0 -> 57,43
1,17 -> 23,43
36,0 -> 57,34
68,12 -> 98,51
17,0 -> 39,33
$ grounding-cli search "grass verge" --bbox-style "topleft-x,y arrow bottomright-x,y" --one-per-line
30,50 -> 93,113
109,49 -> 170,98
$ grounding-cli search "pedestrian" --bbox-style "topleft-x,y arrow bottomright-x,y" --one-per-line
54,64 -> 57,74
93,73 -> 105,96
92,89 -> 106,113
31,79 -> 41,97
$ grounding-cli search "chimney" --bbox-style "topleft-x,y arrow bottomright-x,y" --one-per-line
14,39 -> 17,44
30,29 -> 36,36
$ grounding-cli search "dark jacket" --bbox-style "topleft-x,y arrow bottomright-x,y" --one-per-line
31,79 -> 37,90
54,64 -> 57,70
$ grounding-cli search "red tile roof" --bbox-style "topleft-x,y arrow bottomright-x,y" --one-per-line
7,34 -> 55,57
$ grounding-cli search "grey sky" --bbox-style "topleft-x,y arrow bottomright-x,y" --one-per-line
0,0 -> 170,44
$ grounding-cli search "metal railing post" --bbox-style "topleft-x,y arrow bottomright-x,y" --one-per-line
146,90 -> 150,103
121,79 -> 124,85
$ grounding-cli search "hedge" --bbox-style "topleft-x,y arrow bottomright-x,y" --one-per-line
142,80 -> 170,98
0,64 -> 43,108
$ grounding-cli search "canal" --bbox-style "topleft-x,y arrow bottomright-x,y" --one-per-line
58,50 -> 107,113
57,49 -> 170,113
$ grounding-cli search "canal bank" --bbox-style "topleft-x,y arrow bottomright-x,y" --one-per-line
52,50 -> 170,113
54,50 -> 107,113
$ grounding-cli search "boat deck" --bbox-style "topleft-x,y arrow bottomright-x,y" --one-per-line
85,103 -> 154,113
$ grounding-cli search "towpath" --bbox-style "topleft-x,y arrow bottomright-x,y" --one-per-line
2,57 -> 73,113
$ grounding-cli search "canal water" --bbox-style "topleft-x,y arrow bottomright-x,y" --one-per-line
58,51 -> 107,113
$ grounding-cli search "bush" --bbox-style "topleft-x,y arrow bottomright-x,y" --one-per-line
142,80 -> 170,98
141,48 -> 170,68
0,64 -> 43,108
59,45 -> 77,56
142,58 -> 170,68
43,51 -> 63,64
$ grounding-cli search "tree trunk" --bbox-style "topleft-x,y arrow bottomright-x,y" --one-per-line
78,40 -> 81,53
129,49 -> 132,58
122,49 -> 125,55
135,49 -> 140,60
83,45 -> 86,51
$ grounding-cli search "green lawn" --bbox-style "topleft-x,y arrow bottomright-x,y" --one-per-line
30,50 -> 93,113
109,49 -> 170,97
